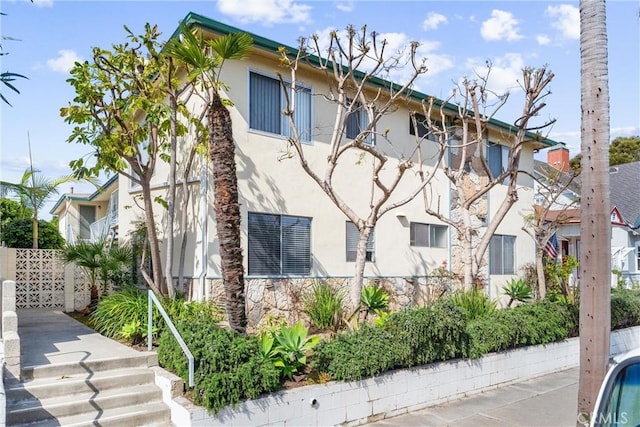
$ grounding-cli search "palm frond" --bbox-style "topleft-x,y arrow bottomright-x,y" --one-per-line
207,33 -> 253,61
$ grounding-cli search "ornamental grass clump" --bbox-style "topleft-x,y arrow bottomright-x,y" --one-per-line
303,281 -> 345,332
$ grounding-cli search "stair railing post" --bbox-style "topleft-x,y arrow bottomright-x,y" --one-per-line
148,290 -> 153,351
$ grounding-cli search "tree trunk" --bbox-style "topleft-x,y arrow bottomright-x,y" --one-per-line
32,215 -> 38,249
141,181 -> 165,296
461,207 -> 475,289
536,248 -> 546,300
177,148 -> 197,293
208,93 -> 247,333
351,226 -> 372,310
578,0 -> 611,420
164,95 -> 178,299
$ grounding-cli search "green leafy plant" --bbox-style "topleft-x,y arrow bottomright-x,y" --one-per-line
262,322 -> 319,380
158,317 -> 280,414
373,309 -> 390,327
544,255 -> 579,299
449,289 -> 496,321
502,278 -> 533,307
120,319 -> 143,344
361,284 -> 390,313
303,281 -> 345,332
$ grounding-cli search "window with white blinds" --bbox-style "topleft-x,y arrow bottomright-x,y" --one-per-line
249,71 -> 312,142
410,222 -> 447,248
248,213 -> 312,275
487,142 -> 510,182
489,234 -> 516,275
346,221 -> 375,262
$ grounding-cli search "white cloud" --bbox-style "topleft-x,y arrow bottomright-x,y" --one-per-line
217,0 -> 311,25
312,27 -> 453,87
46,50 -> 82,73
335,1 -> 354,12
546,4 -> 579,40
481,10 -> 523,42
465,53 -> 525,96
536,34 -> 551,46
32,0 -> 53,7
423,12 -> 448,31
612,126 -> 640,137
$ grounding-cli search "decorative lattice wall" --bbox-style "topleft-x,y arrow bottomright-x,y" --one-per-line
15,249 -> 66,309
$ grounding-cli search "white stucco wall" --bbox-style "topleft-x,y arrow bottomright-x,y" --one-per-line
116,43 -> 546,295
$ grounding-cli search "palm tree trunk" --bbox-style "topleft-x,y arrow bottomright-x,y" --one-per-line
32,215 -> 39,249
141,182 -> 166,296
578,0 -> 611,419
208,93 -> 247,333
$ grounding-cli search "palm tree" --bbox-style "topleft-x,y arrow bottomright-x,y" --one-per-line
62,240 -> 104,309
578,0 -> 611,418
0,169 -> 79,249
165,25 -> 253,333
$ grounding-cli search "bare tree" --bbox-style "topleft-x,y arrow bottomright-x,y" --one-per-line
419,67 -> 555,289
578,0 -> 611,419
279,26 -> 445,309
522,163 -> 579,298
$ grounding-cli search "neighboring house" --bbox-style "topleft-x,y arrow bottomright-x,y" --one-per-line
50,175 -> 119,246
115,12 -> 561,315
609,161 -> 640,283
535,149 -> 640,286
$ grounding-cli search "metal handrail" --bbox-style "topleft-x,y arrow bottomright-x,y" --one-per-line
147,290 -> 194,387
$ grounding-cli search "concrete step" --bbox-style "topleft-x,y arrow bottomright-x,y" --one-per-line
10,401 -> 171,427
6,367 -> 155,402
19,352 -> 158,381
6,383 -> 163,425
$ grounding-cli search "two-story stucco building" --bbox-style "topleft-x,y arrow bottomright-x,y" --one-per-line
91,13 -> 559,321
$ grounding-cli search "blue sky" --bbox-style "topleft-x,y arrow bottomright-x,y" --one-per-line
1,0 -> 639,218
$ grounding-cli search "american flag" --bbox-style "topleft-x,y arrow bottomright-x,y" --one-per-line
544,233 -> 559,260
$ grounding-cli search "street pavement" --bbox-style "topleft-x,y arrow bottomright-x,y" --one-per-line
368,367 -> 579,426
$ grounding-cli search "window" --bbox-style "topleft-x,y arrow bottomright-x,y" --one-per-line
346,101 -> 374,145
486,142 -> 509,181
409,114 -> 439,141
410,222 -> 447,248
249,71 -> 311,142
248,213 -> 311,275
489,234 -> 516,275
346,221 -> 375,262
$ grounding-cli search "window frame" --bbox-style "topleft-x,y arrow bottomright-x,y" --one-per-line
248,69 -> 313,144
486,141 -> 510,183
345,100 -> 374,146
409,113 -> 439,142
247,212 -> 312,276
489,234 -> 516,275
409,222 -> 448,248
345,221 -> 375,262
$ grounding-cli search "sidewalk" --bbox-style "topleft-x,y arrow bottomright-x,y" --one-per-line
368,367 -> 579,426
17,309 -> 146,368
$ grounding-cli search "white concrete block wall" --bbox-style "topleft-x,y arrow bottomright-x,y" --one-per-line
158,326 -> 640,426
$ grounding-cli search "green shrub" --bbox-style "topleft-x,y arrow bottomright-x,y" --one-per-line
449,289 -> 496,321
311,300 -> 469,381
303,281 -> 345,331
2,218 -> 64,249
611,288 -> 640,329
467,301 -> 578,358
311,325 -> 397,381
158,317 -> 280,414
386,300 -> 470,367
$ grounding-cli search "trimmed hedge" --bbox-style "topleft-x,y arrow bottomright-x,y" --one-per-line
158,317 -> 280,414
312,300 -> 469,381
467,301 -> 578,357
611,288 -> 640,330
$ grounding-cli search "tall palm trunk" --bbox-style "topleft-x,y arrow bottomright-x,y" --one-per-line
208,93 -> 246,333
577,0 -> 611,419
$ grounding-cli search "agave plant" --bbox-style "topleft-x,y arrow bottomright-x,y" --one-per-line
503,278 -> 533,307
360,284 -> 390,313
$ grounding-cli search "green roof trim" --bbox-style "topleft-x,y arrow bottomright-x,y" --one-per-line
87,174 -> 118,201
173,12 -> 559,148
